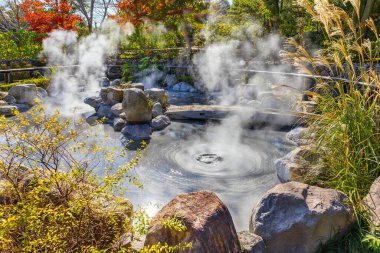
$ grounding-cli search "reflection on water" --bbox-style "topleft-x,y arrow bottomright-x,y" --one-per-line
88,119 -> 294,231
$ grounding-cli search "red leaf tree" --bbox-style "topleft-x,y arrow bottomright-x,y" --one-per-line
20,0 -> 82,35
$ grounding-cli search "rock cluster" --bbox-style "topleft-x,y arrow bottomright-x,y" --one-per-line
84,82 -> 171,145
0,84 -> 46,117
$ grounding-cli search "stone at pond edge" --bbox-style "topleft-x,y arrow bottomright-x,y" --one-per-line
121,124 -> 151,140
97,104 -> 113,119
238,231 -> 265,253
110,79 -> 121,87
286,127 -> 312,146
144,191 -> 241,253
113,118 -> 126,132
0,105 -> 18,117
4,95 -> 16,104
132,83 -> 144,91
122,88 -> 152,123
152,102 -> 163,118
111,103 -> 123,117
100,87 -> 124,105
37,87 -> 48,98
364,176 -> 380,227
250,181 -> 355,253
84,96 -> 102,109
86,115 -> 99,126
145,88 -> 168,108
8,84 -> 38,105
275,146 -> 323,183
150,115 -> 171,131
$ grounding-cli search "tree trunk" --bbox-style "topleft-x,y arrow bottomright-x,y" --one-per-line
271,0 -> 280,33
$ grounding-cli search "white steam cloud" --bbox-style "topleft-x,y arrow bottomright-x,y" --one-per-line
42,20 -> 134,116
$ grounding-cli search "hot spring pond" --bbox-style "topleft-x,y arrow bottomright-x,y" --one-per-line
88,119 -> 295,231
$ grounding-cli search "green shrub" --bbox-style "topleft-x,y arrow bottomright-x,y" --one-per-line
282,0 -> 380,251
0,77 -> 50,91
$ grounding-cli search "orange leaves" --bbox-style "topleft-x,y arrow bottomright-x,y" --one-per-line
20,0 -> 82,36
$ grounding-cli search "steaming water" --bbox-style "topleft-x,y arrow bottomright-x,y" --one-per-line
88,118 -> 295,231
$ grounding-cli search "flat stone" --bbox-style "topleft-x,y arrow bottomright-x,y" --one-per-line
132,83 -> 144,91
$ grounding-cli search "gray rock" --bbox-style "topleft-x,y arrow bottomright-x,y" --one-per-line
238,231 -> 266,253
364,177 -> 380,227
119,112 -> 127,120
275,146 -> 323,183
0,92 -> 8,100
110,79 -> 121,86
111,103 -> 123,117
9,84 -> 38,105
100,87 -> 124,105
122,88 -> 152,123
100,77 -> 110,87
0,105 -> 18,117
3,95 -> 15,104
97,104 -> 113,119
113,118 -> 127,132
145,88 -> 168,107
121,124 -> 151,140
286,127 -> 312,146
152,102 -> 163,118
164,74 -> 177,87
84,96 -> 102,109
37,87 -> 48,99
132,83 -> 144,91
151,115 -> 171,131
250,182 -> 355,253
13,103 -> 30,112
86,115 -> 99,126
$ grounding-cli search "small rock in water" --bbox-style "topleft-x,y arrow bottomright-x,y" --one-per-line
0,105 -> 18,117
113,118 -> 127,132
37,87 -> 48,98
110,79 -> 121,86
111,103 -> 123,117
97,104 -> 113,119
152,102 -> 163,118
13,103 -> 30,112
238,231 -> 266,253
121,124 -> 151,140
150,115 -> 171,131
100,77 -> 110,87
9,84 -> 38,105
86,115 -> 99,126
84,96 -> 102,109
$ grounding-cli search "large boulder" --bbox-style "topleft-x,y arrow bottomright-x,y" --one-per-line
250,182 -> 355,253
122,88 -> 152,123
238,231 -> 266,253
0,105 -> 18,117
150,115 -> 171,131
121,124 -> 151,140
145,88 -> 168,108
145,191 -> 241,253
100,87 -> 124,105
275,146 -> 323,183
364,177 -> 380,227
8,84 -> 38,105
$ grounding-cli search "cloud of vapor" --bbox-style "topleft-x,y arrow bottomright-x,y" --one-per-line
42,20 -> 134,116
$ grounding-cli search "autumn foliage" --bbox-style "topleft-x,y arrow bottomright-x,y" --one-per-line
20,0 -> 81,35
113,0 -> 208,25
